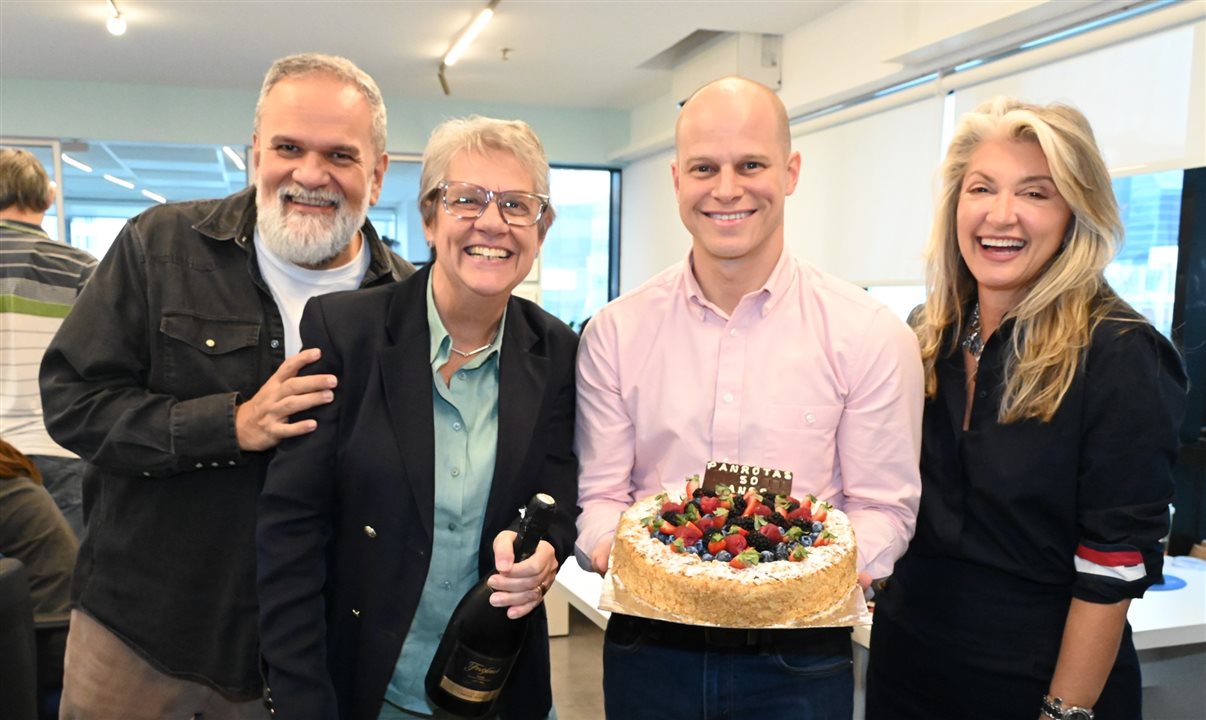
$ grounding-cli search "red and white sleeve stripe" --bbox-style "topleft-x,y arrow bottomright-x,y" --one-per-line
1073,544 -> 1146,584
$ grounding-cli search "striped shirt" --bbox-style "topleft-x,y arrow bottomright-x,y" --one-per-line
0,219 -> 97,456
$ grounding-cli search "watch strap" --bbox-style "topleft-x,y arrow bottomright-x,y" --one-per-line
1042,695 -> 1095,720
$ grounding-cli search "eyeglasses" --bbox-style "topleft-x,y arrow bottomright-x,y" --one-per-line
437,181 -> 549,227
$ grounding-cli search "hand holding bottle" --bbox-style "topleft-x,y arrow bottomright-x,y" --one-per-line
426,494 -> 557,717
487,534 -> 558,619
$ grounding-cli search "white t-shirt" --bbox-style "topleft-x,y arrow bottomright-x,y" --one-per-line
253,232 -> 371,357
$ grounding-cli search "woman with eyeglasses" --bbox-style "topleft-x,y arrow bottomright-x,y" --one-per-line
257,115 -> 578,720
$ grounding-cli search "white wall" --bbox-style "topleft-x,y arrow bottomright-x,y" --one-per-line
786,96 -> 945,285
618,149 -> 687,292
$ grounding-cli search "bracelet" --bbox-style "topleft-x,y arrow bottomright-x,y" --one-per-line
1042,695 -> 1095,720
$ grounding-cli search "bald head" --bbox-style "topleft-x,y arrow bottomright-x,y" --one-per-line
676,77 -> 791,159
669,75 -> 801,309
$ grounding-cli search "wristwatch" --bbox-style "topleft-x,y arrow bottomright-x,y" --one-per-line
1041,695 -> 1095,720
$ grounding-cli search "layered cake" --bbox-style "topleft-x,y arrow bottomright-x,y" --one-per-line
609,472 -> 857,627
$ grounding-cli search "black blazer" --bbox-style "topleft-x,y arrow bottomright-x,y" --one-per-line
256,264 -> 579,719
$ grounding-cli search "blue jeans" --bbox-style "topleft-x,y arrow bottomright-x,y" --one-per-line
29,455 -> 86,541
603,615 -> 853,720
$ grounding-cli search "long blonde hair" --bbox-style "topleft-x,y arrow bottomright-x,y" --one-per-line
914,97 -> 1136,423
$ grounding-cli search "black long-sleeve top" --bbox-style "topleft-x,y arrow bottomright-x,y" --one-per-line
906,315 -> 1186,603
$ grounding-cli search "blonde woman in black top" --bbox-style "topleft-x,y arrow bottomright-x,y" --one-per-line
865,98 -> 1187,720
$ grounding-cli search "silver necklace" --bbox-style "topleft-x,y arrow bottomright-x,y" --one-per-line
450,331 -> 497,359
961,302 -> 984,365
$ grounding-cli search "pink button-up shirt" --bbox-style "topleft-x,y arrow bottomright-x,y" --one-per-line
574,248 -> 923,579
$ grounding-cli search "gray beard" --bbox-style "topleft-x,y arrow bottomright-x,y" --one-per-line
256,183 -> 368,267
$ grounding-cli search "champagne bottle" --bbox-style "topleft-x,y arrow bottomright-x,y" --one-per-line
425,493 -> 557,718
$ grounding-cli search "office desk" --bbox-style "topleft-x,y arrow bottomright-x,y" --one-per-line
1129,555 -> 1206,650
547,562 -> 610,637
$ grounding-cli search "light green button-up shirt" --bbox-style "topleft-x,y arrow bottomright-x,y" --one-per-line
384,275 -> 503,717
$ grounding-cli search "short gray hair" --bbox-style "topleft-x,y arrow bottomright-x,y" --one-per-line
255,53 -> 387,156
418,115 -> 554,238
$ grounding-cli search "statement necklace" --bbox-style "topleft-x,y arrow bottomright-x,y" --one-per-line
961,302 -> 984,365
450,331 -> 498,359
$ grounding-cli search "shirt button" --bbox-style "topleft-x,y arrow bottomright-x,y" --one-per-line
977,390 -> 988,399
228,461 -> 237,466
363,525 -> 377,538
458,371 -> 467,379
447,522 -> 457,531
270,339 -> 280,349
195,462 -> 203,469
205,338 -> 216,348
723,393 -> 733,403
142,471 -> 152,477
805,413 -> 816,424
729,329 -> 738,337
443,581 -> 451,590
452,422 -> 463,431
451,467 -> 461,477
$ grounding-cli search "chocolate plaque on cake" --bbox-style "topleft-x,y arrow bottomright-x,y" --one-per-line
701,460 -> 793,497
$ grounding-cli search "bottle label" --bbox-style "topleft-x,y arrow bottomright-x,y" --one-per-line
438,643 -> 516,703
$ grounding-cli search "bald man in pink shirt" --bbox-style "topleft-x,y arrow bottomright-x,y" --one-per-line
574,77 -> 923,719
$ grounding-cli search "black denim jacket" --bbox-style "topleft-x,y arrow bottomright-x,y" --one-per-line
40,186 -> 414,698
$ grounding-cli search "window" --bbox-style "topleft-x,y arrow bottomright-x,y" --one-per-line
1109,169 -> 1184,338
68,217 -> 129,259
540,168 -> 617,330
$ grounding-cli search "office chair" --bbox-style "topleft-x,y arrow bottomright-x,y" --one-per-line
0,556 -> 39,720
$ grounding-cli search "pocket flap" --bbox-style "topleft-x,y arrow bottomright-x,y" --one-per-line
160,312 -> 260,355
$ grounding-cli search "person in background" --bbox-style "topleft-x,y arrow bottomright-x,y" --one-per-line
257,116 -> 578,720
0,148 -> 97,540
865,98 -> 1187,720
575,76 -> 923,718
0,438 -> 77,719
39,53 -> 413,719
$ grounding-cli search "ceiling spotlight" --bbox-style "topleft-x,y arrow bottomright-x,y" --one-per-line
222,145 -> 247,171
103,174 -> 135,190
62,153 -> 93,173
105,0 -> 126,35
141,189 -> 167,204
438,0 -> 499,95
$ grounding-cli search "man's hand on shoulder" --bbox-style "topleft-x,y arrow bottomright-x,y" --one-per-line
235,348 -> 336,452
